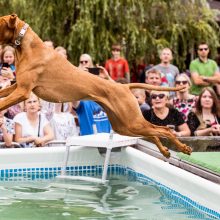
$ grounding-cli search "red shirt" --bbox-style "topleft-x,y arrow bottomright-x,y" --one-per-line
105,58 -> 129,80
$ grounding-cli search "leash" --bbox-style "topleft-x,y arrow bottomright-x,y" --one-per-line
13,23 -> 29,48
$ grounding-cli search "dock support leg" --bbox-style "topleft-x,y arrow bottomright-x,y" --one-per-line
61,145 -> 70,175
101,148 -> 112,183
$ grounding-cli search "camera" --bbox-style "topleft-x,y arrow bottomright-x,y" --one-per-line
87,67 -> 100,75
2,63 -> 10,68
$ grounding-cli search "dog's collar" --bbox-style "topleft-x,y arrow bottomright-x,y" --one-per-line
13,23 -> 29,48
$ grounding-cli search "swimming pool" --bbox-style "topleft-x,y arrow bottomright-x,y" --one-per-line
0,172 -> 217,220
0,134 -> 220,219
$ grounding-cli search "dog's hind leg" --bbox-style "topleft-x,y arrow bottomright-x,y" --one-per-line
0,87 -> 30,111
146,136 -> 170,158
150,125 -> 192,155
0,83 -> 17,98
129,120 -> 192,157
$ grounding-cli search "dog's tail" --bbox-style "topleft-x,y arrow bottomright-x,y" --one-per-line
127,83 -> 184,91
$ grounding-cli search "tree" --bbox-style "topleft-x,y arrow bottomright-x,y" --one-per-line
1,0 -> 219,70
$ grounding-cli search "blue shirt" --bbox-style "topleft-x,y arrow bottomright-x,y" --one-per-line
76,101 -> 112,135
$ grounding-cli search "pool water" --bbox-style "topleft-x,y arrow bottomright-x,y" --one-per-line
0,174 -> 217,220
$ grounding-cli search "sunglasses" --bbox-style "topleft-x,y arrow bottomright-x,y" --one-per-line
198,48 -> 208,51
151,93 -> 165,99
175,80 -> 188,85
80,60 -> 88,64
112,48 -> 121,52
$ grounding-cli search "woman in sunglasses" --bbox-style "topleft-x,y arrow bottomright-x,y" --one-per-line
78,54 -> 94,71
187,87 -> 220,136
142,91 -> 190,137
170,73 -> 197,121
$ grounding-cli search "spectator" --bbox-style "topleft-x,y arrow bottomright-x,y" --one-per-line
190,42 -> 220,96
145,68 -> 168,87
55,46 -> 67,59
14,93 -> 54,147
187,87 -> 220,136
151,48 -> 179,88
144,68 -> 167,106
170,73 -> 197,121
0,45 -> 21,119
72,100 -> 112,135
0,109 -> 14,147
4,102 -> 23,120
44,40 -> 54,49
105,43 -> 130,82
0,45 -> 16,81
72,54 -> 112,135
79,53 -> 113,81
131,89 -> 150,112
50,103 -> 78,140
78,53 -> 94,71
142,91 -> 190,137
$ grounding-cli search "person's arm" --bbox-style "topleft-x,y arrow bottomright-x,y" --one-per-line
125,72 -> 130,83
194,123 -> 220,136
194,127 -> 213,136
1,67 -> 15,80
187,112 -> 200,136
97,65 -> 114,82
124,60 -> 130,83
191,72 -> 210,86
34,123 -> 54,147
0,120 -> 13,147
2,127 -> 13,147
72,101 -> 80,111
14,122 -> 36,143
176,123 -> 191,137
170,109 -> 190,137
202,71 -> 220,84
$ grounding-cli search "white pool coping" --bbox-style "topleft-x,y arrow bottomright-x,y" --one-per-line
0,133 -> 220,215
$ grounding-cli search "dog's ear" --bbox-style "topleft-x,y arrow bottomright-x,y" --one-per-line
8,14 -> 17,28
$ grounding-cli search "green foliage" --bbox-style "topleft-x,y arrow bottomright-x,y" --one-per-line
0,0 -> 219,70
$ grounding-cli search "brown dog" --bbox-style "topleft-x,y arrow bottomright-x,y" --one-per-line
0,14 -> 191,157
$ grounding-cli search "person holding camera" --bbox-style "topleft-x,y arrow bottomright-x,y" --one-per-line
72,54 -> 112,135
0,45 -> 16,81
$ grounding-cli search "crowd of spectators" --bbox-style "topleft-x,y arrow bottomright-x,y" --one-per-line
0,40 -> 220,148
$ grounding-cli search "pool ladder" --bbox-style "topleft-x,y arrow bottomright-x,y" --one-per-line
56,132 -> 140,184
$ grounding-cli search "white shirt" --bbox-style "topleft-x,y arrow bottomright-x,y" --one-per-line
13,112 -> 49,138
50,112 -> 78,140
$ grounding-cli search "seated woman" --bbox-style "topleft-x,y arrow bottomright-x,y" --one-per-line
170,73 -> 197,121
142,91 -> 190,137
187,87 -> 220,136
13,93 -> 54,147
0,109 -> 14,147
